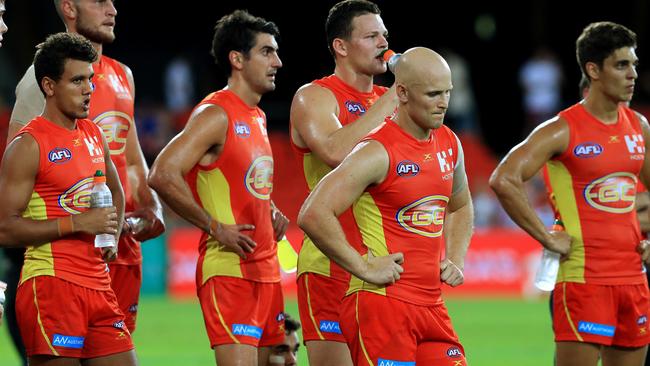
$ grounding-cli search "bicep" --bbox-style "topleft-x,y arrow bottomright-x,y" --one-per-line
0,136 -> 39,218
291,85 -> 341,152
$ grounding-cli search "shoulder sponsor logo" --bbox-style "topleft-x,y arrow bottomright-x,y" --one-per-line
232,324 -> 263,339
447,346 -> 463,358
396,160 -> 420,177
624,134 -> 645,160
234,121 -> 251,138
94,111 -> 132,156
58,177 -> 94,214
319,320 -> 342,334
377,359 -> 415,366
345,100 -> 366,116
578,321 -> 615,337
396,195 -> 449,237
48,147 -> 72,164
245,155 -> 273,200
437,148 -> 454,173
573,142 -> 603,158
84,135 -> 103,157
583,172 -> 636,213
52,334 -> 85,349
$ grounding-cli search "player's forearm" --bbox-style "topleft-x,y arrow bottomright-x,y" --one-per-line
444,201 -> 474,268
490,175 -> 551,245
0,216 -> 71,247
298,207 -> 366,277
149,172 -> 211,233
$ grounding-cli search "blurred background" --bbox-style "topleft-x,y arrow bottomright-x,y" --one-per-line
1,0 -> 649,365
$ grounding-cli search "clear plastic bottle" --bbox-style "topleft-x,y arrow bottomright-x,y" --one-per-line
534,219 -> 564,291
380,49 -> 401,73
126,217 -> 145,236
90,170 -> 115,248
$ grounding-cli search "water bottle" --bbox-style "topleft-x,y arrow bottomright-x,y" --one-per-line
126,217 -> 145,236
277,235 -> 297,273
90,170 -> 116,248
380,49 -> 401,73
534,219 -> 564,291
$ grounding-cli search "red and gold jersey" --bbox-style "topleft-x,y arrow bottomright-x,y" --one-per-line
90,55 -> 139,265
294,75 -> 387,280
186,90 -> 279,285
348,120 -> 461,306
18,116 -> 111,290
546,103 -> 646,285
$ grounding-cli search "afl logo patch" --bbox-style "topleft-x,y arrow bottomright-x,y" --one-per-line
396,160 -> 420,177
48,148 -> 72,164
573,142 -> 603,158
345,100 -> 366,116
234,121 -> 251,138
446,346 -> 462,358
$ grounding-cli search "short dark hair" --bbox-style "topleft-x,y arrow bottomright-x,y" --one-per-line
284,313 -> 301,334
576,21 -> 637,81
326,0 -> 380,57
211,9 -> 280,78
34,32 -> 97,95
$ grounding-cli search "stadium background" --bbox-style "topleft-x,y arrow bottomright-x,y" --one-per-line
0,0 -> 649,364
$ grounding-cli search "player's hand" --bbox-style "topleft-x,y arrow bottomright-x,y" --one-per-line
73,207 -> 119,235
271,207 -> 289,241
543,230 -> 572,258
211,221 -> 257,259
102,245 -> 118,263
440,258 -> 464,287
359,250 -> 404,286
637,239 -> 650,265
124,209 -> 165,242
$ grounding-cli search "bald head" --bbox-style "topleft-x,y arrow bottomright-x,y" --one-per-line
395,47 -> 451,87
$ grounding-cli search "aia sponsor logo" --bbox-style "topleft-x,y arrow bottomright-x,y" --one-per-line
48,147 -> 72,164
396,195 -> 449,237
58,177 -> 94,214
447,346 -> 463,358
396,160 -> 420,177
234,121 -> 251,138
94,111 -> 132,155
245,156 -> 273,200
345,100 -> 366,116
583,172 -> 636,213
573,142 -> 603,158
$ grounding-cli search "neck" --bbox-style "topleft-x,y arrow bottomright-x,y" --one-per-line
582,89 -> 621,124
334,63 -> 374,93
225,75 -> 262,108
42,102 -> 77,130
67,26 -> 104,59
395,109 -> 431,141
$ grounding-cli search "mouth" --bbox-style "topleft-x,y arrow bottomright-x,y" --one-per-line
82,98 -> 91,111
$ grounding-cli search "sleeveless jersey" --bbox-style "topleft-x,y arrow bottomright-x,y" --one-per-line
349,120 -> 461,306
546,103 -> 646,285
18,116 -> 111,290
90,55 -> 139,265
294,74 -> 387,280
186,90 -> 279,285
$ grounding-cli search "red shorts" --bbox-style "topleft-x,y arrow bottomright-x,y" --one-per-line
108,263 -> 142,333
197,276 -> 284,348
16,276 -> 133,358
297,273 -> 347,343
553,282 -> 650,347
340,292 -> 466,366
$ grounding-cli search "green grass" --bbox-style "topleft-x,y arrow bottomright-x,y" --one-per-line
0,296 -> 554,365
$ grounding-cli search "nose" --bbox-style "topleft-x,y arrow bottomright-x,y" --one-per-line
107,0 -> 117,17
273,53 -> 282,69
377,34 -> 388,49
0,18 -> 7,35
84,80 -> 94,95
285,353 -> 297,366
630,65 -> 638,79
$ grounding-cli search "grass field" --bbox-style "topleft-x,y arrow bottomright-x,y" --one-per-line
0,296 -> 555,365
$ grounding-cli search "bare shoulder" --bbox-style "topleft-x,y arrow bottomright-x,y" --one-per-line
3,133 -> 39,166
292,82 -> 337,109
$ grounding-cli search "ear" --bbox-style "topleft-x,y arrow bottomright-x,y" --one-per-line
42,76 -> 56,98
229,50 -> 244,72
332,38 -> 348,58
585,62 -> 600,81
396,83 -> 408,103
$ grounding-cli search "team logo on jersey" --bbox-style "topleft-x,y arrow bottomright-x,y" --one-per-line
583,172 -> 636,213
245,156 -> 273,200
235,121 -> 251,138
345,100 -> 366,116
573,142 -> 603,158
447,346 -> 463,358
94,111 -> 132,155
396,195 -> 449,237
48,147 -> 72,164
396,160 -> 420,177
58,177 -> 94,214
